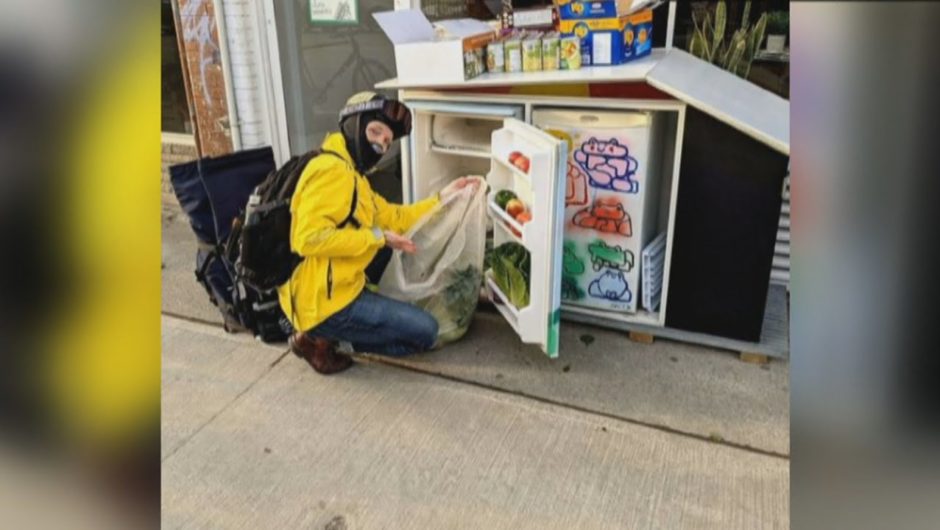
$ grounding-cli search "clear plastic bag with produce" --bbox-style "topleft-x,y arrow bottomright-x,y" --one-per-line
378,176 -> 487,345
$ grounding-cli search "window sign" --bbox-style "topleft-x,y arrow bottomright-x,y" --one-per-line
310,0 -> 359,25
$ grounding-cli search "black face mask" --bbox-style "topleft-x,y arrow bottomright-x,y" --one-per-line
340,113 -> 382,174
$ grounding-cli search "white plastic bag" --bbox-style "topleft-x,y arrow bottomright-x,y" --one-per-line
378,176 -> 487,344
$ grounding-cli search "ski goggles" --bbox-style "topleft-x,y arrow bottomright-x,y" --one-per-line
339,98 -> 412,139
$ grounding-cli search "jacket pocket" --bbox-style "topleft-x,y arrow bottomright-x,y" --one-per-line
326,259 -> 333,299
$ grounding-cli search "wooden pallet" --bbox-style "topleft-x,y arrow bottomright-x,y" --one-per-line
628,332 -> 772,364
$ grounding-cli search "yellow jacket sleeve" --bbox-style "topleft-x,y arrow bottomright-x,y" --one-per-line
373,193 -> 440,234
291,163 -> 384,258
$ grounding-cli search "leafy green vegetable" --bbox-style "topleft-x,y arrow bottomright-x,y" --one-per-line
490,242 -> 531,309
495,190 -> 517,210
503,256 -> 529,308
417,265 -> 482,344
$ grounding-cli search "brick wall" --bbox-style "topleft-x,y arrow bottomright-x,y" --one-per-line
161,137 -> 198,207
178,0 -> 233,157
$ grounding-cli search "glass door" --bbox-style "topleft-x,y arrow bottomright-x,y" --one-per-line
272,0 -> 397,156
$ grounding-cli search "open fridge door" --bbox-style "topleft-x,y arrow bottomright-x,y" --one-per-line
484,118 -> 567,357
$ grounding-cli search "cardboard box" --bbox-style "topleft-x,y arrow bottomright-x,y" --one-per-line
374,10 -> 497,84
558,9 -> 653,66
555,0 -> 656,20
623,8 -> 654,61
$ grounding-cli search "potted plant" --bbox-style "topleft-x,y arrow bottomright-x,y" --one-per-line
688,1 -> 767,80
765,11 -> 788,53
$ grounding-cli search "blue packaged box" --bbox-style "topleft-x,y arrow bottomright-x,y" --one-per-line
556,0 -> 634,20
558,9 -> 652,66
623,8 -> 653,60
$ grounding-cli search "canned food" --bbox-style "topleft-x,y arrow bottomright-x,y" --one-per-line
560,35 -> 581,70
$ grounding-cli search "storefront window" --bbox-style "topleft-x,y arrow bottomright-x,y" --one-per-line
274,0 -> 397,155
674,1 -> 789,98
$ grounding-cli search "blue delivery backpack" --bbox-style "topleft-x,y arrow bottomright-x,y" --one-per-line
169,146 -> 293,343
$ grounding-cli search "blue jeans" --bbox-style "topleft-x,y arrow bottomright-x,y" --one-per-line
306,290 -> 438,357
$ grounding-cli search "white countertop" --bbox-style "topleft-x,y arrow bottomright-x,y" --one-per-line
377,48 -> 789,155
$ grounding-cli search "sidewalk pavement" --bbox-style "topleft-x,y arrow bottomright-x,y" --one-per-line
161,203 -> 790,528
162,316 -> 788,529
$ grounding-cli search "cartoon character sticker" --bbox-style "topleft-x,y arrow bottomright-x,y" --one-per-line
562,276 -> 585,301
572,197 -> 633,236
565,162 -> 589,206
588,269 -> 632,303
587,240 -> 634,272
573,137 -> 639,193
563,241 -> 586,276
562,241 -> 586,301
543,128 -> 590,207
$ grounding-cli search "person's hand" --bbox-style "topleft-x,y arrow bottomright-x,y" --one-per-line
440,177 -> 480,203
384,231 -> 416,254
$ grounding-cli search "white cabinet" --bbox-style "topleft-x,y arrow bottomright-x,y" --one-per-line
388,50 -> 791,358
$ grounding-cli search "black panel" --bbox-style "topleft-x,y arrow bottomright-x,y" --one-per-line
665,107 -> 788,342
651,2 -> 668,48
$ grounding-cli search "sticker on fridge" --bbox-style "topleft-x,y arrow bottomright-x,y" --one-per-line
573,137 -> 640,193
587,240 -> 634,272
562,241 -> 587,301
588,269 -> 632,303
572,197 -> 633,237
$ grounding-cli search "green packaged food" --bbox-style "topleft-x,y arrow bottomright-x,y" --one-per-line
486,41 -> 505,73
542,32 -> 560,71
560,35 -> 581,70
522,34 -> 542,72
504,35 -> 523,73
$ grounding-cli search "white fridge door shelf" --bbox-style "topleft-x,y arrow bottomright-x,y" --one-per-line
485,118 -> 567,357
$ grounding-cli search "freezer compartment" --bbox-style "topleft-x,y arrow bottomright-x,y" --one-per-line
430,114 -> 504,157
406,101 -> 524,202
532,106 -> 681,326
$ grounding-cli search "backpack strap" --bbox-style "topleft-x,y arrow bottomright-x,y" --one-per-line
318,149 -> 360,230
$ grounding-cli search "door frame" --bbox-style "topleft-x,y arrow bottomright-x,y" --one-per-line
256,0 -> 293,165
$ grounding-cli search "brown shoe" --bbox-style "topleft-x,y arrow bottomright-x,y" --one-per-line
290,333 -> 353,375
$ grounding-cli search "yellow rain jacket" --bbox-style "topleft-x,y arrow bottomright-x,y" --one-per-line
278,133 -> 439,332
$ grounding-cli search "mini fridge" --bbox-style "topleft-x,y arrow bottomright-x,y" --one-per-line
531,109 -> 665,314
403,101 -> 567,356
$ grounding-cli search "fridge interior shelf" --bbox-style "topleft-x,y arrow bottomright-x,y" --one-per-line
429,144 -> 491,159
492,155 -> 533,185
484,272 -> 522,335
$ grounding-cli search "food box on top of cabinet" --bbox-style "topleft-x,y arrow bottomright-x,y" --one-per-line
557,8 -> 653,66
374,9 -> 498,84
555,0 -> 643,20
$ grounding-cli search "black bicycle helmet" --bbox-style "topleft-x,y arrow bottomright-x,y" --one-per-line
338,92 -> 412,173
